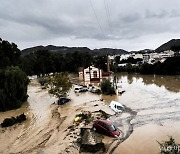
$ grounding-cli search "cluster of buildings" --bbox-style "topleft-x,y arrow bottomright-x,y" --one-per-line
78,50 -> 176,82
116,50 -> 175,65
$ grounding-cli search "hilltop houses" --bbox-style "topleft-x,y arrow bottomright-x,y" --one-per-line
115,50 -> 175,65
141,50 -> 174,64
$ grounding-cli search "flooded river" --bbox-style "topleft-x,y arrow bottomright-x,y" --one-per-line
108,73 -> 180,154
0,73 -> 180,154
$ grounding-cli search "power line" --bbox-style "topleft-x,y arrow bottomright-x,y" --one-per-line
89,0 -> 104,35
104,0 -> 111,34
104,0 -> 113,35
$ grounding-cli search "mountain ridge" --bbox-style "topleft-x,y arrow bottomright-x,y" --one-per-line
21,39 -> 180,56
21,45 -> 128,56
156,39 -> 180,52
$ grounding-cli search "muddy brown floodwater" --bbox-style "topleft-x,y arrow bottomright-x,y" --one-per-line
111,73 -> 180,154
0,73 -> 180,154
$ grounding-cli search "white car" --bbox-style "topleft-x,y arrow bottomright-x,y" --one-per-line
88,85 -> 93,92
109,101 -> 125,113
74,87 -> 81,93
91,87 -> 97,93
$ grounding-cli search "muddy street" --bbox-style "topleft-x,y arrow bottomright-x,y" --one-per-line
0,73 -> 180,154
0,79 -> 115,154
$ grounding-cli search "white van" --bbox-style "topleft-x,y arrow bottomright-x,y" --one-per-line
109,101 -> 125,113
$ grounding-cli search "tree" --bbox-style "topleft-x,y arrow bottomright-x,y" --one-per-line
114,56 -> 120,64
120,57 -> 142,64
100,79 -> 115,95
0,40 -> 21,69
158,136 -> 180,154
93,55 -> 107,72
140,63 -> 154,74
64,51 -> 93,73
19,53 -> 36,75
33,50 -> 55,76
0,66 -> 29,111
52,53 -> 66,72
20,50 -> 94,75
48,73 -> 72,98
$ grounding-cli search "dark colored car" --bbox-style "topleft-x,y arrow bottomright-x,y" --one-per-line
57,98 -> 70,105
81,85 -> 88,91
93,119 -> 120,137
79,88 -> 87,92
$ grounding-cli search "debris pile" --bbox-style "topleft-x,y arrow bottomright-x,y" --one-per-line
80,128 -> 105,153
1,113 -> 26,128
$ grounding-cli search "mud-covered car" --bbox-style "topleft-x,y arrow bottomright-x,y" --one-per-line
93,119 -> 120,137
57,98 -> 70,105
109,101 -> 124,113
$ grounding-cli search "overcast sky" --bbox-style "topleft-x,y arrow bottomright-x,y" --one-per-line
1,0 -> 180,51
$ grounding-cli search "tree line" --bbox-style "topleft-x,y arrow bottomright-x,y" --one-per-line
19,50 -> 108,76
0,39 -> 29,111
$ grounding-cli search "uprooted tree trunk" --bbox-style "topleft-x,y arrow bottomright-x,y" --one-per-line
80,128 -> 105,153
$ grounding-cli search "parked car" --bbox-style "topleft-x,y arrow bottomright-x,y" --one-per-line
81,85 -> 88,91
74,86 -> 88,93
79,87 -> 88,92
88,85 -> 93,91
58,98 -> 70,105
93,119 -> 120,137
109,101 -> 125,113
91,87 -> 97,93
74,87 -> 81,93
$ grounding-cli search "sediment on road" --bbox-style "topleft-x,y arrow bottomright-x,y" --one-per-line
0,79 -> 138,154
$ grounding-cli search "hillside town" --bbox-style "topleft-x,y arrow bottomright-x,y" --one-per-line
109,49 -> 178,66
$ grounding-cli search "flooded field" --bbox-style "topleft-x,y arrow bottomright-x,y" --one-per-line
0,73 -> 180,154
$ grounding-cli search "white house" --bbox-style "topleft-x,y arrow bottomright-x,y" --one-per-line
143,54 -> 150,63
120,54 -> 131,61
79,66 -> 103,82
163,50 -> 174,56
133,53 -> 143,59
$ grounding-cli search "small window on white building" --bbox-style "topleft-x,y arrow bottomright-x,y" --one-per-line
93,71 -> 97,78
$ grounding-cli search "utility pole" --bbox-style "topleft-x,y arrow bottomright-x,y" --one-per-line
107,55 -> 110,73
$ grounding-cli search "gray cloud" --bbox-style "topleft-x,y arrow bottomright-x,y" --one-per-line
0,0 -> 180,51
121,13 -> 142,23
145,10 -> 168,19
